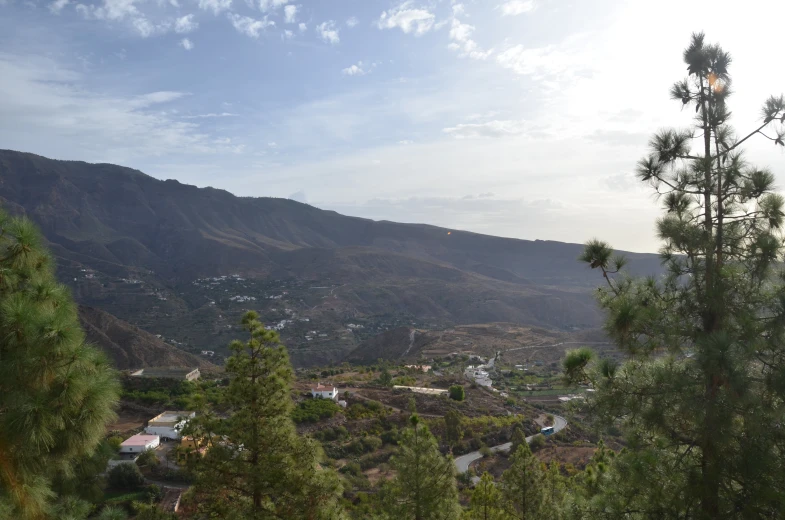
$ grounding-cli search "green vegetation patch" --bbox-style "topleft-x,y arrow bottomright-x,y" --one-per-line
292,397 -> 342,423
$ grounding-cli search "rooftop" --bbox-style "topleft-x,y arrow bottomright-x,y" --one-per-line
122,434 -> 159,446
313,384 -> 335,391
150,411 -> 195,423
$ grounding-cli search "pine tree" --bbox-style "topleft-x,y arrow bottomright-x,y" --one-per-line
444,409 -> 464,452
570,33 -> 785,518
381,415 -> 461,520
185,311 -> 345,520
0,209 -> 119,519
96,506 -> 128,520
500,441 -> 546,520
542,461 -> 565,520
509,427 -> 526,454
467,472 -> 506,520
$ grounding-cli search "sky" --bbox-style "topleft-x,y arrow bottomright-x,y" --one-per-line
0,0 -> 784,253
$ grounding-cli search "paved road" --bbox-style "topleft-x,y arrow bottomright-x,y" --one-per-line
454,415 -> 568,474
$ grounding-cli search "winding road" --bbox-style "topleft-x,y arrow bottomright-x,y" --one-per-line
454,414 -> 568,474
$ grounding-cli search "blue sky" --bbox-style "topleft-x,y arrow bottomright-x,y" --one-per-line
1,0 -> 784,252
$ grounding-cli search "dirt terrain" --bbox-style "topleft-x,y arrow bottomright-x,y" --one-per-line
347,323 -> 621,366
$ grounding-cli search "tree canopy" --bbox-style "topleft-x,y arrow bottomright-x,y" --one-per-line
0,208 -> 119,519
570,33 -> 785,518
184,311 -> 346,520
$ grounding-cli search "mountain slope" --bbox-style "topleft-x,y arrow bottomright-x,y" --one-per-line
0,149 -> 664,366
0,149 -> 661,285
79,306 -> 214,370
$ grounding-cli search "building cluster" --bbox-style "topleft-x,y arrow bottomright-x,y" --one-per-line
108,411 -> 197,470
229,295 -> 257,302
465,365 -> 493,388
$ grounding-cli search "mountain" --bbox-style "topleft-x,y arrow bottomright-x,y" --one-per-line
0,149 -> 663,366
79,306 -> 214,370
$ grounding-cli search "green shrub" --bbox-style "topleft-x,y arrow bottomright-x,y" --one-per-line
291,398 -> 341,423
346,436 -> 382,456
107,436 -> 124,451
529,434 -> 546,452
314,425 -> 349,442
391,376 -> 416,386
340,462 -> 362,477
135,449 -> 159,468
108,463 -> 145,490
380,428 -> 400,445
449,385 -> 466,401
345,400 -> 387,420
142,484 -> 163,503
359,450 -> 393,470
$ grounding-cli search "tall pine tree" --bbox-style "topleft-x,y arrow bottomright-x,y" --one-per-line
467,472 -> 506,520
569,33 -> 785,518
185,311 -> 345,520
380,415 -> 461,520
0,209 -> 119,519
500,441 -> 546,520
444,409 -> 464,453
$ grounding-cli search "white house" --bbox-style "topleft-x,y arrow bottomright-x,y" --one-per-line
145,411 -> 196,441
120,434 -> 160,455
311,384 -> 337,400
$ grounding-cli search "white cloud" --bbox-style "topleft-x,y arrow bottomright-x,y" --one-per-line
75,0 -> 140,21
228,13 -> 274,38
0,54 -> 239,163
398,139 -> 414,145
346,16 -> 359,28
316,21 -> 339,44
198,0 -> 231,15
174,14 -> 198,33
449,18 -> 473,42
499,0 -> 535,16
258,0 -> 287,11
49,0 -> 69,14
74,0 -> 172,37
283,29 -> 294,39
377,2 -> 435,36
342,63 -> 366,76
131,18 -> 155,37
342,61 -> 380,76
443,120 -> 526,138
283,4 -> 297,23
496,44 -> 574,78
180,37 -> 194,50
182,112 -> 237,118
298,22 -> 306,32
448,19 -> 492,60
129,91 -> 186,108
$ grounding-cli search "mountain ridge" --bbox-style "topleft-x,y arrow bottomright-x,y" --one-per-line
0,149 -> 663,366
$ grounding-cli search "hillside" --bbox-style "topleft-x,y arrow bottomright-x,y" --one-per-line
0,149 -> 663,366
79,306 -> 214,370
